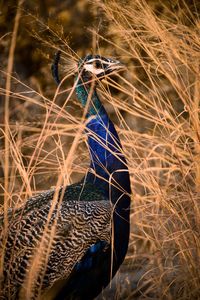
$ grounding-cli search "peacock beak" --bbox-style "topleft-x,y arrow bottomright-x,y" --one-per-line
106,61 -> 124,74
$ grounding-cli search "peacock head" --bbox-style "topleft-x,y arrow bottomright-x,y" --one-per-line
77,55 -> 124,81
51,52 -> 124,85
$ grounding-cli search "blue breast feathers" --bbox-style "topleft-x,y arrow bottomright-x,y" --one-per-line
87,114 -> 125,169
74,241 -> 108,272
86,113 -> 127,197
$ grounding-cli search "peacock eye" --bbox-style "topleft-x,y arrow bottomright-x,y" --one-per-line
94,61 -> 101,69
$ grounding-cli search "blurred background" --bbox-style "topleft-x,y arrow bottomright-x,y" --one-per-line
1,0 -> 200,299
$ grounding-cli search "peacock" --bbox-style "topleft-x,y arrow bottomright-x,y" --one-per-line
0,53 -> 131,300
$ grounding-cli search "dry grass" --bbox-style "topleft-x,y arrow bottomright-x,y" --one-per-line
1,0 -> 200,299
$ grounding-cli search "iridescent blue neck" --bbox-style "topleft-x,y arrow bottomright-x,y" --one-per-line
75,77 -> 106,117
75,76 -> 131,209
75,73 -> 131,275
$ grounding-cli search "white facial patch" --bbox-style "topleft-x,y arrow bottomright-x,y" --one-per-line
83,57 -> 122,75
84,64 -> 104,75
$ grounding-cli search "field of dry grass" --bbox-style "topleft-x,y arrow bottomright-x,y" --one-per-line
1,0 -> 200,299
